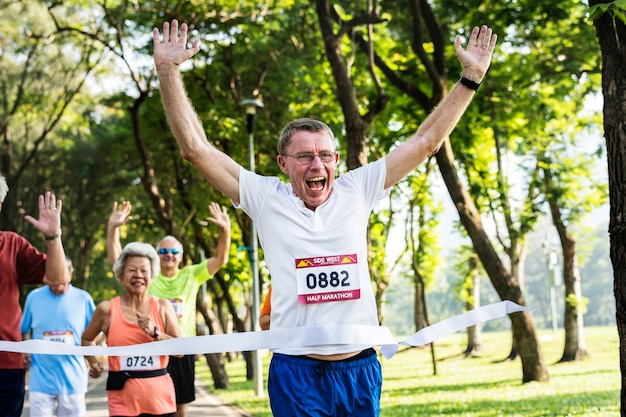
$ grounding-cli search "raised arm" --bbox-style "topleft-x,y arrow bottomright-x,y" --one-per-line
25,192 -> 66,286
153,20 -> 242,203
384,25 -> 497,189
107,201 -> 132,265
204,202 -> 231,276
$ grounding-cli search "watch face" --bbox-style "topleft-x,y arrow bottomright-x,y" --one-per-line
153,327 -> 160,338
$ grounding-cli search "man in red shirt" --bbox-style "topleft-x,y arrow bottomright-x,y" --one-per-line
0,174 -> 67,417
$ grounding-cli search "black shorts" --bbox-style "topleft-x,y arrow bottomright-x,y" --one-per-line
167,355 -> 196,405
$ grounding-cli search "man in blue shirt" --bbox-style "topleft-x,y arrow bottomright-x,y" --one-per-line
21,257 -> 96,417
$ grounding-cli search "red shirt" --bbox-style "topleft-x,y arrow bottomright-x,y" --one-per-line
0,231 -> 46,369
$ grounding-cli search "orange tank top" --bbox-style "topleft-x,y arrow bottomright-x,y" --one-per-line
106,296 -> 175,416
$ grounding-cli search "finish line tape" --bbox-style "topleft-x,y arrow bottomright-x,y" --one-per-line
1,301 -> 529,360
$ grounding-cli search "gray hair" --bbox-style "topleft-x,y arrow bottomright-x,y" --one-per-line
113,242 -> 160,280
156,235 -> 184,253
0,174 -> 8,203
277,118 -> 338,155
65,256 -> 74,275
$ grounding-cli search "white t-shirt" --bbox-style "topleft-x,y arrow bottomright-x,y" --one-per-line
237,158 -> 389,355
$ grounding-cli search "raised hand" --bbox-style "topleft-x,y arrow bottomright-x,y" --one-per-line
108,201 -> 133,228
454,25 -> 497,82
24,191 -> 62,237
153,19 -> 201,71
205,202 -> 230,231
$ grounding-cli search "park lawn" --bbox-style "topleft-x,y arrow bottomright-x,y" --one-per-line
196,326 -> 619,417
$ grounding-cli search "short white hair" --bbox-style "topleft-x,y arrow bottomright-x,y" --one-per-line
113,242 -> 160,280
0,174 -> 8,203
156,235 -> 184,253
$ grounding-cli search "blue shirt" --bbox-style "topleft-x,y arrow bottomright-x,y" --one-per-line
20,285 -> 95,394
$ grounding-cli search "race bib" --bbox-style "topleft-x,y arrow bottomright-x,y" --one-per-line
295,254 -> 361,304
43,330 -> 74,344
169,298 -> 183,319
120,355 -> 160,371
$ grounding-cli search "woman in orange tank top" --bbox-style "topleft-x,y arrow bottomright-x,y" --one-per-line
82,242 -> 182,417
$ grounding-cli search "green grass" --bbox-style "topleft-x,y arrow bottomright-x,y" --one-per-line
196,326 -> 620,416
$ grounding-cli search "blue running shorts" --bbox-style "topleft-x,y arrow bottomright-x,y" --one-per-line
268,348 -> 382,417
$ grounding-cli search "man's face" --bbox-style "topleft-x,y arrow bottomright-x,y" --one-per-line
156,237 -> 183,271
277,130 -> 339,210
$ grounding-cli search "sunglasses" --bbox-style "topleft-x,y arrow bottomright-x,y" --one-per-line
158,248 -> 181,255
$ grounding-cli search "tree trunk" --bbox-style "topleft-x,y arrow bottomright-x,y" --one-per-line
407,193 -> 438,374
505,247 -> 527,361
415,273 -> 437,376
414,280 -> 427,331
559,255 -> 587,362
465,256 -> 482,356
202,353 -> 229,390
196,292 -> 229,389
542,163 -> 588,362
436,138 -> 549,382
243,351 -> 255,381
589,3 -> 626,410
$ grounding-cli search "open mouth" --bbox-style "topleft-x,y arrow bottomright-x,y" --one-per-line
130,278 -> 146,288
306,176 -> 326,191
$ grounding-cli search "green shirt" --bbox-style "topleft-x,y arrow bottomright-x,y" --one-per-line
148,259 -> 210,337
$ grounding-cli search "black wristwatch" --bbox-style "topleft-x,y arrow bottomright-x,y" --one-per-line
151,327 -> 161,339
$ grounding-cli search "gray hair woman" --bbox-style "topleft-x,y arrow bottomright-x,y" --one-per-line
82,242 -> 181,417
113,242 -> 161,280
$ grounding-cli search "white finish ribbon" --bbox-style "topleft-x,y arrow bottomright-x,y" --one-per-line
1,301 -> 529,359
379,300 -> 530,357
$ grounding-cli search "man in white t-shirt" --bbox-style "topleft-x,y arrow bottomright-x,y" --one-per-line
152,19 -> 496,416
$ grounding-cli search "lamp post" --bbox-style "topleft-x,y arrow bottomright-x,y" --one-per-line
543,237 -> 560,333
239,98 -> 264,397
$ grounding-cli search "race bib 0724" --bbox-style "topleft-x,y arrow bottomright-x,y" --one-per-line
119,355 -> 160,371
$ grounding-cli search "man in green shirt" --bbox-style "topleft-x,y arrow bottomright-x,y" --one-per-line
107,201 -> 231,417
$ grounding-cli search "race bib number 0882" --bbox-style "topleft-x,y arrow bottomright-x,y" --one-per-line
295,254 -> 361,304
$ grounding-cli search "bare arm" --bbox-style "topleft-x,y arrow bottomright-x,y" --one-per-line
82,301 -> 110,379
25,192 -> 66,286
384,25 -> 497,188
159,299 -> 182,340
107,201 -> 133,265
204,202 -> 231,276
153,20 -> 242,203
21,333 -> 31,367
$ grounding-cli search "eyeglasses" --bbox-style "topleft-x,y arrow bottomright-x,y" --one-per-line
158,248 -> 181,255
283,151 -> 336,165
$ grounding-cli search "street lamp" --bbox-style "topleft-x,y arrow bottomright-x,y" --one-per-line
239,97 -> 264,397
543,238 -> 561,333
